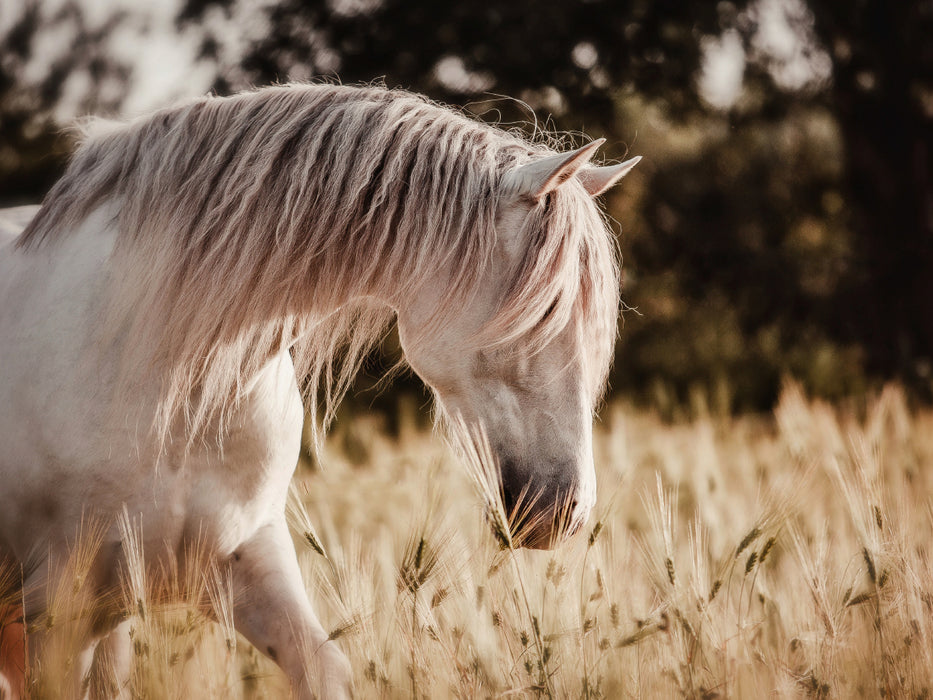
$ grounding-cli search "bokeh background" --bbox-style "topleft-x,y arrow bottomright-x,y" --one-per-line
3,0 -> 931,419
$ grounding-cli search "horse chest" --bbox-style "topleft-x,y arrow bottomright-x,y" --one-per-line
0,287 -> 304,562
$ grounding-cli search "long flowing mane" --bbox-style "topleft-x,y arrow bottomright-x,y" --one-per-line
18,84 -> 620,445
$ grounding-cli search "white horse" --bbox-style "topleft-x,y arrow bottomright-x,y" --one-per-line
0,84 -> 638,699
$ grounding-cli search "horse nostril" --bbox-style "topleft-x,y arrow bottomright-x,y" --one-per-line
499,482 -> 518,522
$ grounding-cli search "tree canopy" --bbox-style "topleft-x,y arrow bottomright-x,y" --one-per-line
2,0 -> 931,413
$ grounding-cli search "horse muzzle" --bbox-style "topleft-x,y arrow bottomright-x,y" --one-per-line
497,460 -> 594,550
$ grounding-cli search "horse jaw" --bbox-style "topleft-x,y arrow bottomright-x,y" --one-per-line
448,343 -> 598,550
397,293 -> 599,550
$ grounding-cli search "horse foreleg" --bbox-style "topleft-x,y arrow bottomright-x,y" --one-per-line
230,520 -> 352,700
0,612 -> 24,700
87,619 -> 132,699
25,628 -> 98,700
0,554 -> 25,700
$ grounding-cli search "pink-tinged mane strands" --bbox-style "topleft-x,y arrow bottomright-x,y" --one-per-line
18,83 -> 620,447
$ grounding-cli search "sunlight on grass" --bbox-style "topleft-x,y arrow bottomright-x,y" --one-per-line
10,382 -> 933,697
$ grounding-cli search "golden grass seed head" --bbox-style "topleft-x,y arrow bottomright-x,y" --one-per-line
745,551 -> 758,575
617,624 -> 658,648
799,674 -> 830,698
862,547 -> 876,584
680,616 -> 695,639
736,527 -> 761,557
398,533 -> 440,594
759,536 -> 776,563
488,509 -> 513,550
588,521 -> 603,547
414,537 -> 425,570
133,638 -> 149,657
846,592 -> 873,607
430,587 -> 449,609
303,530 -> 327,558
665,557 -> 676,586
328,616 -> 359,641
709,579 -> 722,602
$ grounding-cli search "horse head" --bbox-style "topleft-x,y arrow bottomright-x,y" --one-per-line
397,141 -> 639,549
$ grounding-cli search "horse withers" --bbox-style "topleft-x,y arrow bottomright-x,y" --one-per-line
0,84 -> 638,698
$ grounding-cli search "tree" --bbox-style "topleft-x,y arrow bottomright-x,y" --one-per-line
805,1 -> 933,387
0,1 -> 132,205
179,0 -> 719,128
174,0 -> 933,406
5,0 -> 930,407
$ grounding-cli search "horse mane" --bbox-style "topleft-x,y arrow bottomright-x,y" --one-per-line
18,83 -> 620,447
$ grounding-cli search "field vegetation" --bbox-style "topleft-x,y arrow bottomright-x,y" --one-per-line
9,382 -> 933,698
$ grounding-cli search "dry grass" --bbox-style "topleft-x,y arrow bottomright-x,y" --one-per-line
10,382 -> 933,698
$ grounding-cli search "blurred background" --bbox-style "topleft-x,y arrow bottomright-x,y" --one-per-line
2,0 -> 931,420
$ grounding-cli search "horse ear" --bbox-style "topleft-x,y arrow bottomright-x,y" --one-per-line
578,156 -> 642,197
503,139 -> 605,201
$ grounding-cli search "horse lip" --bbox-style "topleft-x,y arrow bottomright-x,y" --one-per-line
519,530 -> 559,550
516,525 -> 573,550
508,512 -> 583,550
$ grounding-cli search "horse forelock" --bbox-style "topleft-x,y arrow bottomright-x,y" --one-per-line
17,83 -> 619,444
485,180 -> 620,396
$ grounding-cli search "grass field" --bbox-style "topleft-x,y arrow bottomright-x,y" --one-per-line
16,382 -> 933,698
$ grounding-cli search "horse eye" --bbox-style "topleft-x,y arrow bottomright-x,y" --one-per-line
541,300 -> 558,323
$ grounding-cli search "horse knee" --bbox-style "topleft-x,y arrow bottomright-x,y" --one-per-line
0,673 -> 13,700
88,621 -> 132,699
0,616 -> 24,700
230,522 -> 352,699
315,640 -> 352,700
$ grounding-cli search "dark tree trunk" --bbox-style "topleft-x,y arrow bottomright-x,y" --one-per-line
813,0 -> 933,387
